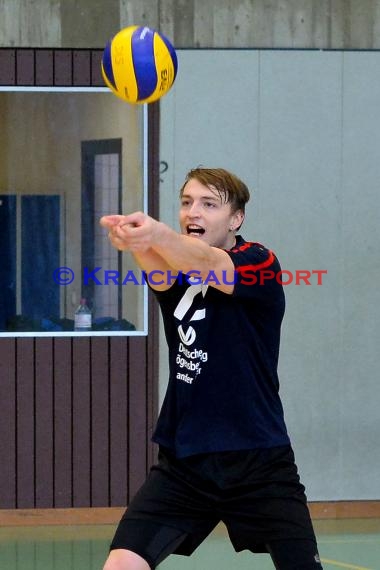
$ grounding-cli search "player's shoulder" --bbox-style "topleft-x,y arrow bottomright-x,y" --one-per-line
228,236 -> 279,266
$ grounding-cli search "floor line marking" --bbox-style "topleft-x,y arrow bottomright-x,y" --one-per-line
321,558 -> 373,570
320,538 -> 380,544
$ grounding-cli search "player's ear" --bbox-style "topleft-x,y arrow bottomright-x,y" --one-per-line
230,210 -> 244,232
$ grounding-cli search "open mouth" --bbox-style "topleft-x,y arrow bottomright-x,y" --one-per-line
186,224 -> 205,236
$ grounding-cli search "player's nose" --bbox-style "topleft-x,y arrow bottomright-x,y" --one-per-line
187,201 -> 202,217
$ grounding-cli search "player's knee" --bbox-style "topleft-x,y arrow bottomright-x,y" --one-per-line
103,548 -> 151,570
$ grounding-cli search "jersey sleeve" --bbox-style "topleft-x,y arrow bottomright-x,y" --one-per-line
226,241 -> 284,303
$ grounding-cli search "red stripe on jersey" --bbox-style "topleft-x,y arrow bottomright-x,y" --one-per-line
236,249 -> 275,272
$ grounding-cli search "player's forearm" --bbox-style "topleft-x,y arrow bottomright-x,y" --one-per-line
131,246 -> 174,274
100,212 -> 224,279
131,247 -> 179,291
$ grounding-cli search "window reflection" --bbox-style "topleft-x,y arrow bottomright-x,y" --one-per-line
0,90 -> 147,336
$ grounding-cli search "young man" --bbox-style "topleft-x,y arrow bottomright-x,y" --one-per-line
100,168 -> 323,570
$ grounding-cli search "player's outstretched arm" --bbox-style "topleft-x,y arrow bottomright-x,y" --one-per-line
100,212 -> 235,293
100,214 -> 177,291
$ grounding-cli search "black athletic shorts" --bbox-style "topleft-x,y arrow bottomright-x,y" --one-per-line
110,445 -> 323,569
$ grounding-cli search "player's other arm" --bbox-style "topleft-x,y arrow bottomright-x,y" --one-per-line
152,221 -> 235,294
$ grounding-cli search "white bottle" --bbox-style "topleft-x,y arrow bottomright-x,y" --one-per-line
74,298 -> 92,332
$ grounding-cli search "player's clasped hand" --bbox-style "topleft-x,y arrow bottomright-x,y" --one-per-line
100,212 -> 159,253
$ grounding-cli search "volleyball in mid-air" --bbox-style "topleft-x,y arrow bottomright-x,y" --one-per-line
101,25 -> 178,104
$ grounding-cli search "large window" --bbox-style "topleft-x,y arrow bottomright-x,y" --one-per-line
0,88 -> 148,336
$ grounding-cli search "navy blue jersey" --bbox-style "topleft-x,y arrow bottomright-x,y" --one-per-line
152,235 -> 290,457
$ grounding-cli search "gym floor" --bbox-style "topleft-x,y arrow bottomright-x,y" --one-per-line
0,519 -> 379,570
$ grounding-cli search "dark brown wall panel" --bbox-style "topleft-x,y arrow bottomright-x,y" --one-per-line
35,50 -> 54,86
0,339 -> 16,508
90,337 -> 110,507
16,50 -> 35,86
72,337 -> 92,507
0,48 -> 159,509
0,334 -> 157,509
91,50 -> 104,86
127,337 -> 149,499
16,339 -> 35,508
109,338 -> 129,505
0,50 -> 16,84
2,48 -> 108,87
35,339 -> 54,508
54,50 -> 72,86
73,50 -> 91,86
0,48 -> 113,87
53,338 -> 73,508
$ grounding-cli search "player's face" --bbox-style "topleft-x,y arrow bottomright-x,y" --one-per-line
179,178 -> 243,249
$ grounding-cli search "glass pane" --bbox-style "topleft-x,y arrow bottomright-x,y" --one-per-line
93,153 -> 120,320
0,89 -> 147,336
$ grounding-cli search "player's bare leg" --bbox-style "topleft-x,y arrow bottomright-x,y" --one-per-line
103,549 -> 150,570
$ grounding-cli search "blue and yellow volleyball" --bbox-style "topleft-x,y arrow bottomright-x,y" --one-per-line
101,25 -> 178,104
